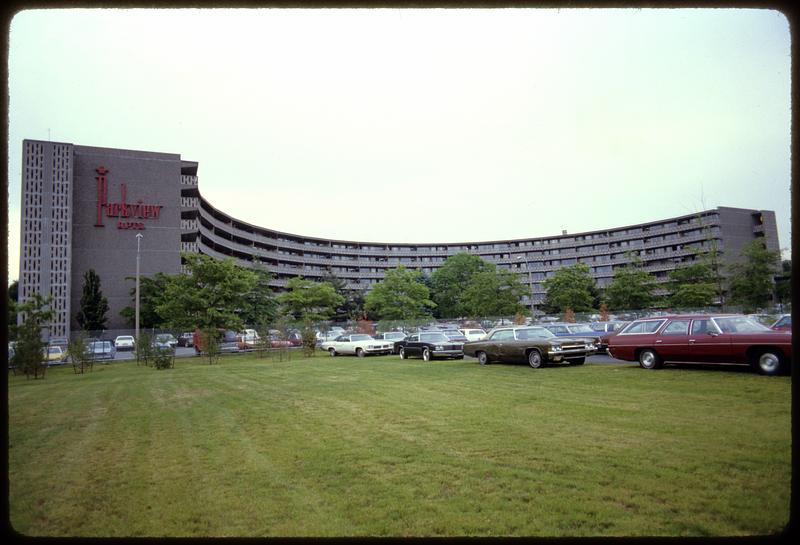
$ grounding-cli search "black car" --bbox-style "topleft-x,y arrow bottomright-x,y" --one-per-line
178,332 -> 194,347
395,331 -> 464,361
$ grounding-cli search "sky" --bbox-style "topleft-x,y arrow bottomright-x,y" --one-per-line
6,8 -> 792,284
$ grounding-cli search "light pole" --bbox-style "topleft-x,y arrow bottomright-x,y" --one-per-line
516,255 -> 535,319
135,233 -> 143,341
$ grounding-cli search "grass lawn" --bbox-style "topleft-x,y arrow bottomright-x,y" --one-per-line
7,352 -> 791,537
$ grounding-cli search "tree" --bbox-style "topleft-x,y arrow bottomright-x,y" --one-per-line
541,263 -> 597,313
604,257 -> 655,311
239,264 -> 278,327
667,261 -> 717,308
429,253 -> 492,318
364,266 -> 436,320
276,277 -> 344,323
156,253 -> 259,331
460,268 -> 526,317
320,271 -> 364,321
774,259 -> 791,311
76,269 -> 109,331
11,293 -> 54,379
120,272 -> 171,328
728,238 -> 780,312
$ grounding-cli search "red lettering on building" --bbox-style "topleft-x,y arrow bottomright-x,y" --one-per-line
94,167 -> 163,230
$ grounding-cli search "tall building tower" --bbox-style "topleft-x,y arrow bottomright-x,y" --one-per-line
18,140 -> 74,340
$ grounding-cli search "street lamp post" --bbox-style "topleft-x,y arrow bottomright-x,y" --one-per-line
516,255 -> 535,319
135,233 -> 143,341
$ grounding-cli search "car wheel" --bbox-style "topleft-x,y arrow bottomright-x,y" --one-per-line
528,350 -> 543,368
328,348 -> 337,357
638,349 -> 662,369
477,351 -> 489,365
356,348 -> 365,358
422,348 -> 431,361
399,348 -> 406,359
570,357 -> 586,365
752,349 -> 784,376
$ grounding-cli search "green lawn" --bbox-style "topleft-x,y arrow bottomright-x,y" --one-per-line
7,353 -> 791,537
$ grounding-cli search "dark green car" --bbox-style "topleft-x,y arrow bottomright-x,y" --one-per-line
462,326 -> 598,368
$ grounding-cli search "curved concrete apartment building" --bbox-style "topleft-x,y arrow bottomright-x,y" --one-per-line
18,139 -> 780,338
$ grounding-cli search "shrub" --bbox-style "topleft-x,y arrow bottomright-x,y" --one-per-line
152,347 -> 174,370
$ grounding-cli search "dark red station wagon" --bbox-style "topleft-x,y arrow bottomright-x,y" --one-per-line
607,314 -> 792,375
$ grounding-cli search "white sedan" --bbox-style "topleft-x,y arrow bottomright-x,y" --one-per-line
320,334 -> 393,357
114,335 -> 136,350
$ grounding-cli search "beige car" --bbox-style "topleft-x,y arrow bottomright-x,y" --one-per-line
43,345 -> 67,365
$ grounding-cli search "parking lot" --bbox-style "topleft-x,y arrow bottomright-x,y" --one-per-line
100,347 -> 626,364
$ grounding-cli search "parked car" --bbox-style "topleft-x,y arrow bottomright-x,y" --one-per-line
770,314 -> 791,332
606,314 -> 792,375
114,335 -> 136,351
589,321 -> 629,334
238,329 -> 262,348
589,321 -> 629,353
178,332 -> 195,347
287,331 -> 303,347
542,322 -> 600,339
320,334 -> 393,357
87,340 -> 116,361
43,345 -> 68,365
153,333 -> 178,349
443,331 -> 469,343
463,326 -> 597,368
374,331 -> 407,353
316,331 -> 342,344
459,328 -> 487,341
193,329 -> 240,354
395,331 -> 464,361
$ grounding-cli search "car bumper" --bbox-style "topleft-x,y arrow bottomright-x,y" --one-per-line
431,349 -> 463,358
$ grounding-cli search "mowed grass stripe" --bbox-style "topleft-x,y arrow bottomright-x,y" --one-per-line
8,354 -> 790,537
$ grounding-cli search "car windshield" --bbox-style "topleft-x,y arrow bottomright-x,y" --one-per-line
420,333 -> 449,342
156,334 -> 173,341
712,316 -> 772,333
48,347 -> 61,354
568,324 -> 595,334
117,336 -> 133,341
515,327 -> 555,340
350,334 -> 373,341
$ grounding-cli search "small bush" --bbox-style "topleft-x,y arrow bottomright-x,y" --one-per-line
152,347 -> 174,370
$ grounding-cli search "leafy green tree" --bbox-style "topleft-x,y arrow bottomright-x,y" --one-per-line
364,266 -> 436,320
461,268 -> 526,317
11,293 -> 54,379
276,277 -> 344,322
239,264 -> 278,327
668,261 -> 717,308
120,272 -> 171,328
156,253 -> 258,331
76,269 -> 109,331
604,257 -> 655,311
320,271 -> 365,321
429,253 -> 492,318
728,238 -> 781,312
541,263 -> 597,313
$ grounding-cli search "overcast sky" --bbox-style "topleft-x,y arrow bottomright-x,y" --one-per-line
6,8 -> 792,284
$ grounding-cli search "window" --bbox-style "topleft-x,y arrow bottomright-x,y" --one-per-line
690,319 -> 718,335
621,320 -> 665,334
490,329 -> 515,341
662,320 -> 690,335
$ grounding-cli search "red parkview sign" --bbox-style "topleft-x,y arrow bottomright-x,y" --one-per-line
94,166 -> 163,230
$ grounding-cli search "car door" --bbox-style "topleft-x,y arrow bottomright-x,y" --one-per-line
404,335 -> 421,356
491,329 -> 517,361
654,319 -> 691,362
685,319 -> 731,363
